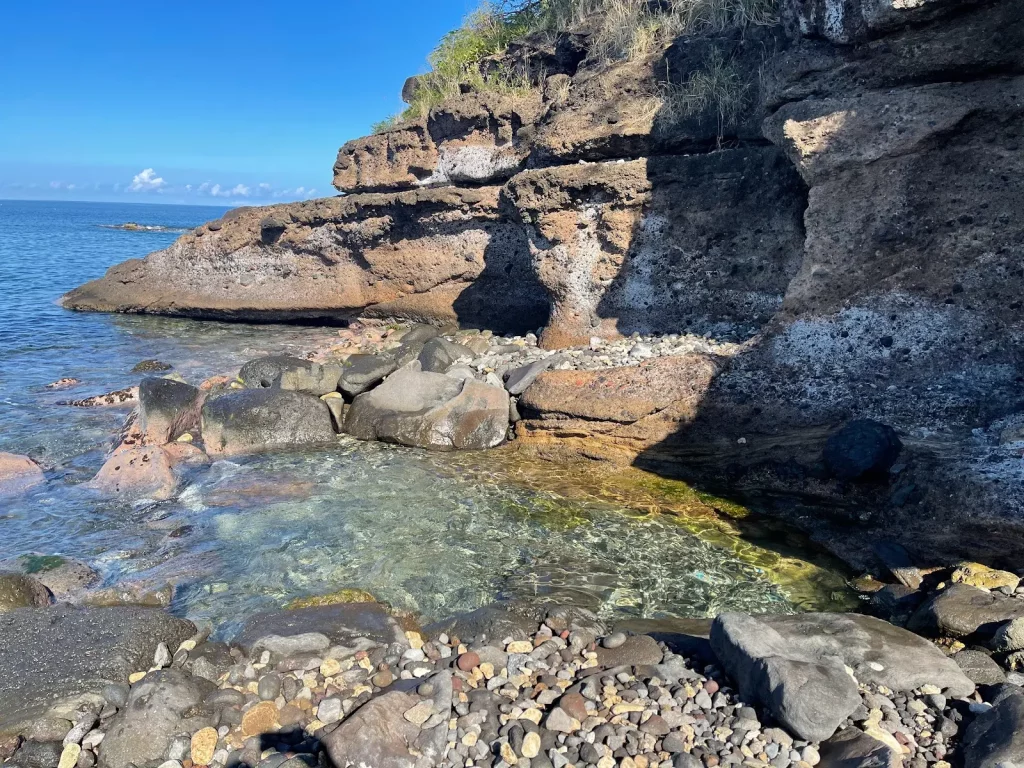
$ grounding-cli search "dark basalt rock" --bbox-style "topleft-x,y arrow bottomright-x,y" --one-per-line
238,355 -> 342,396
200,389 -> 336,457
961,684 -> 1024,768
338,353 -> 398,397
909,584 -> 1024,639
823,419 -> 903,480
0,606 -> 194,736
138,376 -> 202,444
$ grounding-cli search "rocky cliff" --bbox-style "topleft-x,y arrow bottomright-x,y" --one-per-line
62,0 -> 1024,564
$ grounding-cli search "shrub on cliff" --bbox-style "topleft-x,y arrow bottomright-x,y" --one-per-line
376,0 -> 778,131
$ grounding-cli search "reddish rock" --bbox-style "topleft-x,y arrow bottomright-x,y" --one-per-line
0,453 -> 45,496
458,651 -> 481,672
86,446 -> 178,500
558,692 -> 589,722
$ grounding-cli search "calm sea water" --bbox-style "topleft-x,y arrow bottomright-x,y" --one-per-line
0,199 -> 845,632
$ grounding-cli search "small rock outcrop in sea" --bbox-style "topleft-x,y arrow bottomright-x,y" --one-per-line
0,453 -> 45,497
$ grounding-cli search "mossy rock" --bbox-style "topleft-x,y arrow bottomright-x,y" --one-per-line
0,554 -> 100,600
285,589 -> 378,610
0,572 -> 52,612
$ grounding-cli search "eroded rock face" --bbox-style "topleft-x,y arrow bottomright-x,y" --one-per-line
345,363 -> 510,451
507,150 -> 806,348
138,377 -> 202,444
517,355 -> 719,463
60,189 -> 548,334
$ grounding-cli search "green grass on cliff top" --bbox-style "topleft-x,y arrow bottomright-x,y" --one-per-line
372,0 -> 779,133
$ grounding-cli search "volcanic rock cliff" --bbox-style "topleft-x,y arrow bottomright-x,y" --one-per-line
63,0 -> 1024,565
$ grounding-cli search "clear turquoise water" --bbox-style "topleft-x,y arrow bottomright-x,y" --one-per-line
0,199 -> 833,629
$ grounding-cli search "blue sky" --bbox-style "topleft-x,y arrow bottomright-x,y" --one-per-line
0,0 -> 475,206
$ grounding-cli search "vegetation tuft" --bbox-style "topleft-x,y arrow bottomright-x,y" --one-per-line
372,0 -> 778,131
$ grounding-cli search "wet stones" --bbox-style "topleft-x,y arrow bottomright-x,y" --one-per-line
909,584 -> 1024,639
0,573 -> 51,613
961,685 -> 1024,768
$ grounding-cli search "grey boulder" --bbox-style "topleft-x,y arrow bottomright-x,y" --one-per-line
819,727 -> 901,768
504,357 -> 559,396
98,669 -> 215,768
338,353 -> 398,397
710,612 -> 974,742
961,685 -> 1024,768
238,355 -> 342,396
0,606 -> 195,736
201,389 -> 336,457
138,377 -> 202,444
345,363 -> 510,451
417,337 -> 476,373
909,584 -> 1024,639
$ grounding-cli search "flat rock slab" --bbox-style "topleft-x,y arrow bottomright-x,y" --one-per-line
595,634 -> 664,668
710,612 -> 975,743
0,606 -> 195,735
234,603 -> 406,652
909,584 -> 1024,639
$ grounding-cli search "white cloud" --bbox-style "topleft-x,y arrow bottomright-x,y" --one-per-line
258,182 -> 271,192
129,168 -> 167,192
229,184 -> 250,197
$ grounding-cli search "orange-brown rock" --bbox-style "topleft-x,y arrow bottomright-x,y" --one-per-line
517,355 -> 719,463
86,446 -> 178,500
0,453 -> 45,496
61,188 -> 547,334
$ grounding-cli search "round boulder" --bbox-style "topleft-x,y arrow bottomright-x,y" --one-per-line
823,419 -> 903,480
0,572 -> 52,613
201,388 -> 336,457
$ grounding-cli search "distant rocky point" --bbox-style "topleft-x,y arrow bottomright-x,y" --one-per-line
99,222 -> 189,233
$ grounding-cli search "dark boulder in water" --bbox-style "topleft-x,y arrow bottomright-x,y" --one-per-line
823,419 -> 902,480
131,359 -> 172,373
201,389 -> 336,457
138,377 -> 202,444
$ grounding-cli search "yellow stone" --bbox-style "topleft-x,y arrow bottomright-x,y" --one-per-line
864,725 -> 907,755
353,684 -> 372,697
128,671 -> 146,684
241,701 -> 281,737
506,640 -> 533,653
635,757 -> 649,768
191,727 -> 218,766
406,631 -> 424,649
479,662 -> 495,680
247,681 -> 260,694
358,656 -> 374,671
320,658 -> 342,677
522,732 -> 542,759
178,639 -> 198,652
462,731 -> 479,747
285,588 -> 376,609
521,708 -> 543,724
306,719 -> 325,733
500,742 -> 518,763
951,562 -> 1020,591
598,755 -> 616,768
621,758 -> 637,768
57,744 -> 80,768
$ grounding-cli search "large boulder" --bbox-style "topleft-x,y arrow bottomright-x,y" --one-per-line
0,574 -> 51,614
323,670 -> 452,768
138,377 -> 202,444
98,669 -> 215,768
85,445 -> 179,500
823,420 -> 903,480
909,584 -> 1024,639
0,606 -> 195,735
710,612 -> 975,742
338,353 -> 398,397
961,685 -> 1024,768
201,389 -> 336,457
239,355 -> 342,396
0,454 -> 44,496
818,727 -> 902,768
345,363 -> 510,451
417,337 -> 476,373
